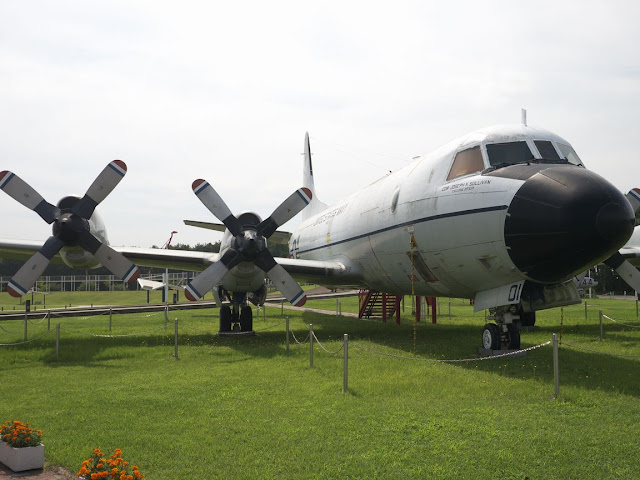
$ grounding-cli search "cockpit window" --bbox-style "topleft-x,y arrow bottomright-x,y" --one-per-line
446,146 -> 484,181
534,140 -> 561,161
486,141 -> 534,167
557,143 -> 583,166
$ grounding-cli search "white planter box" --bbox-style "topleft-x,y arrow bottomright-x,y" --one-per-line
0,440 -> 45,472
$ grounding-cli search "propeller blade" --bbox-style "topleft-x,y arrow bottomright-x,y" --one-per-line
192,179 -> 242,236
76,231 -> 140,283
0,171 -> 60,223
7,236 -> 64,297
255,250 -> 306,306
184,250 -> 243,301
257,188 -> 312,238
605,252 -> 640,292
626,188 -> 640,225
71,160 -> 128,219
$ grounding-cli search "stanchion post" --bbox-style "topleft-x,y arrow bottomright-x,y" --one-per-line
55,323 -> 60,360
164,306 -> 168,328
174,318 -> 179,359
309,324 -> 314,368
281,301 -> 284,316
336,299 -> 339,316
553,333 -> 559,399
599,310 -> 603,341
584,300 -> 587,321
343,334 -> 348,393
47,310 -> 51,330
286,316 -> 290,353
24,315 -> 27,342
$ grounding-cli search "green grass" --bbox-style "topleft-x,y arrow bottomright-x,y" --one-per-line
1,295 -> 640,479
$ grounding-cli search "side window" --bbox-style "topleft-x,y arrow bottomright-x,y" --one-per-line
446,146 -> 484,181
557,143 -> 583,166
534,140 -> 561,161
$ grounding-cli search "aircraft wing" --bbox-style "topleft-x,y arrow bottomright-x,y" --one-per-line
0,239 -> 360,285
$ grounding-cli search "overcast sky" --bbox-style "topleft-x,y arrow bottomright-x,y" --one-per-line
1,0 -> 639,248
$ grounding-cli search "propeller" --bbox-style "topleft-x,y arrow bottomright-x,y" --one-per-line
185,179 -> 312,306
0,161 -> 140,297
605,252 -> 640,293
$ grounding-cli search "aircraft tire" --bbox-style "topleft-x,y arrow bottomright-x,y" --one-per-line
220,305 -> 232,332
506,323 -> 521,350
240,306 -> 253,332
482,323 -> 500,350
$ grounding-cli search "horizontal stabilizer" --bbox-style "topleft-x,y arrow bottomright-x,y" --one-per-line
184,219 -> 292,244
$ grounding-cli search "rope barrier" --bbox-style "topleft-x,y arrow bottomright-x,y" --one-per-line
311,331 -> 344,355
560,341 -> 640,359
602,314 -> 640,329
351,340 -> 551,363
253,320 -> 287,332
290,330 -> 309,345
0,329 -> 55,346
63,325 -> 168,338
27,313 -> 48,325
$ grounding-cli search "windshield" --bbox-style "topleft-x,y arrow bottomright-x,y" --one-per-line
557,143 -> 583,166
486,141 -> 534,167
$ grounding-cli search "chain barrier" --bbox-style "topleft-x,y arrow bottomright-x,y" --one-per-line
351,340 -> 551,363
602,314 -> 640,329
560,341 -> 640,359
311,331 -> 344,355
0,329 -> 55,346
290,330 -> 309,345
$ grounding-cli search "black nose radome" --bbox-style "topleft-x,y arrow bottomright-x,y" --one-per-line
504,166 -> 634,283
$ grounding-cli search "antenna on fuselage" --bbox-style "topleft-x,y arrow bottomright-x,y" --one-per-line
521,108 -> 527,126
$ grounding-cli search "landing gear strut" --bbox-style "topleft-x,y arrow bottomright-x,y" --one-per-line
218,292 -> 255,336
482,305 -> 521,350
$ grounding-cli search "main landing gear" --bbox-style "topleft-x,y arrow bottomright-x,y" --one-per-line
218,292 -> 255,336
481,305 -> 524,351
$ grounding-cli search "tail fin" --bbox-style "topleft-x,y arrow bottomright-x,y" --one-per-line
301,132 -> 328,220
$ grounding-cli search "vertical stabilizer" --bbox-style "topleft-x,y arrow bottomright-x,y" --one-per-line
301,132 -> 328,220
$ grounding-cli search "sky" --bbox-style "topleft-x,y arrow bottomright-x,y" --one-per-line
1,0 -> 639,249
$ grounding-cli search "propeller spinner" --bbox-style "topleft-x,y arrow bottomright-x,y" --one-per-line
0,161 -> 140,297
185,179 -> 312,306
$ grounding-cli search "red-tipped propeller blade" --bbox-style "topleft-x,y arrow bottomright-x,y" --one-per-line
7,236 -> 64,297
192,179 -> 242,236
0,170 -> 60,223
257,187 -> 312,238
184,250 -> 244,301
71,160 -> 128,219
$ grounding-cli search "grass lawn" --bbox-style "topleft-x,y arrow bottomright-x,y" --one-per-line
1,293 -> 639,479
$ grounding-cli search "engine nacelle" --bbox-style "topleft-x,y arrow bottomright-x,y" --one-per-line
56,196 -> 110,270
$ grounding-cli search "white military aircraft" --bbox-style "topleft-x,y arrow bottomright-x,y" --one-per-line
1,123 -> 639,350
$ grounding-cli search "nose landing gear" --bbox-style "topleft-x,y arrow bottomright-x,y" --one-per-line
218,292 -> 255,336
481,305 -> 522,351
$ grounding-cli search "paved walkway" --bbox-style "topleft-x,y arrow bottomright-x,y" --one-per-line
0,465 -> 75,479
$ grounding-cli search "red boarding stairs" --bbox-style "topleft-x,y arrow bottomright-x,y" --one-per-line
358,290 -> 402,323
358,290 -> 438,324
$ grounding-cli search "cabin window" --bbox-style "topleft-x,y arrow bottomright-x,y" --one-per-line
446,146 -> 484,181
486,141 -> 534,167
557,143 -> 583,166
534,140 -> 561,161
